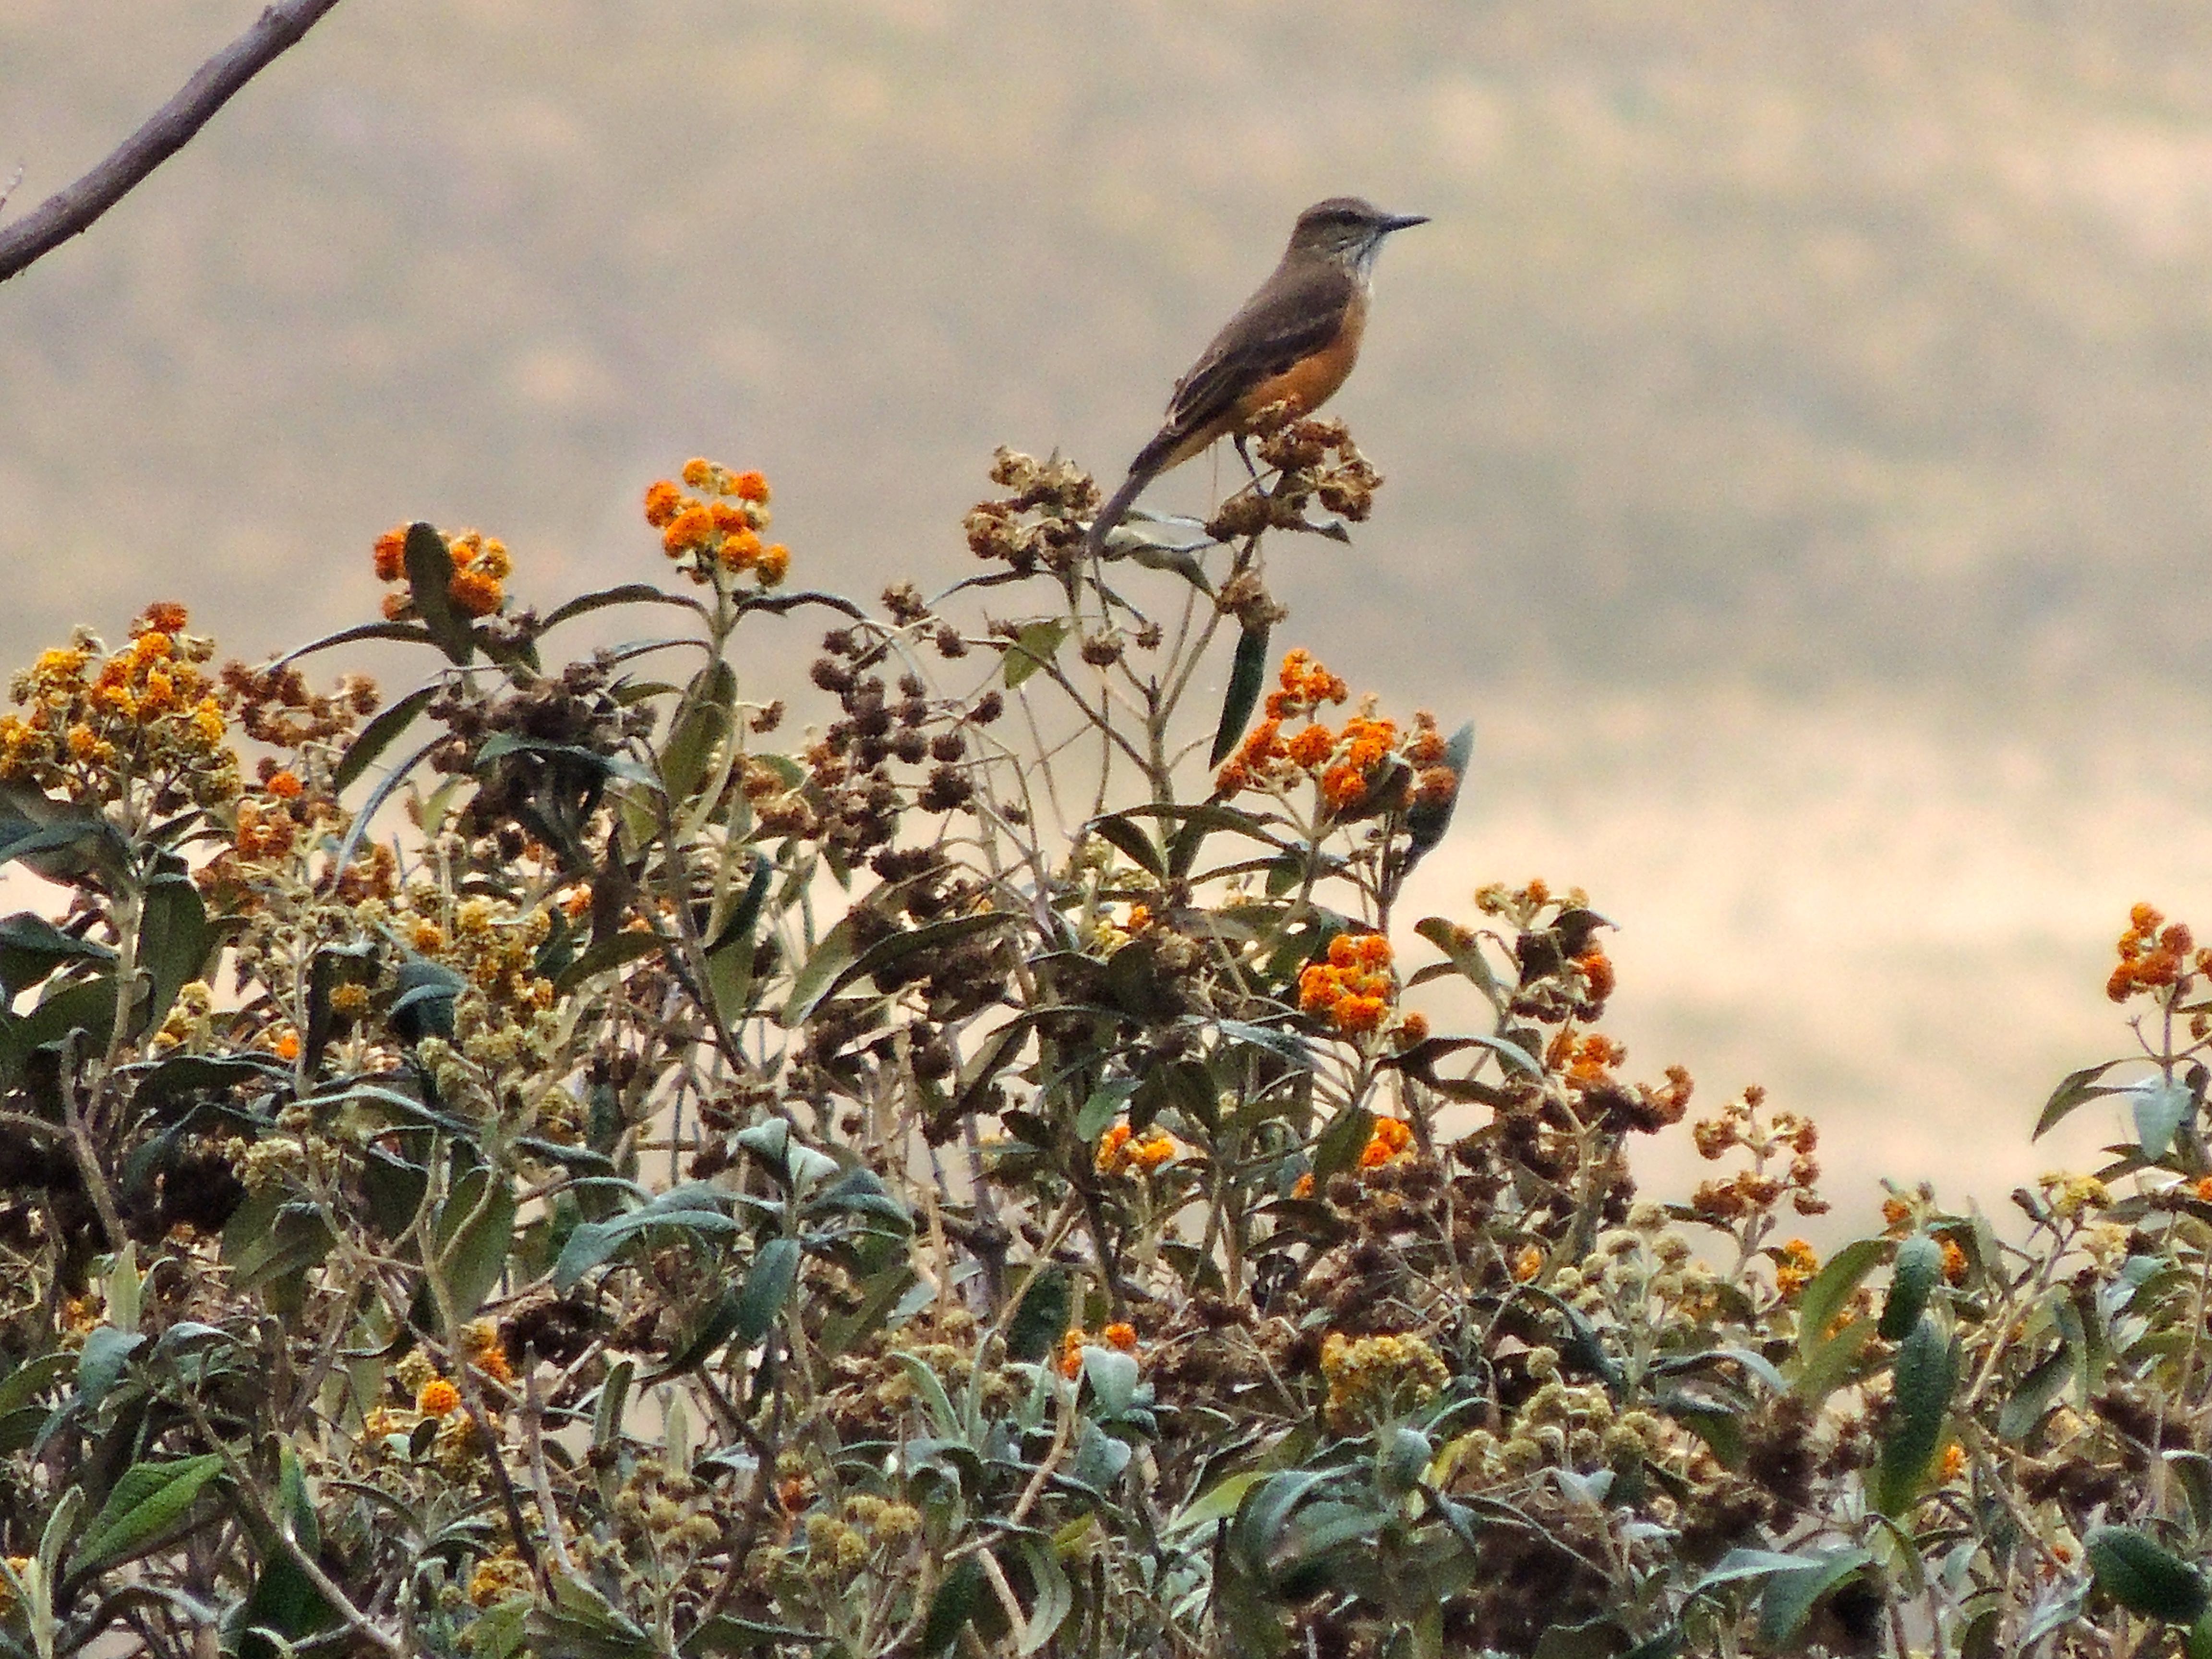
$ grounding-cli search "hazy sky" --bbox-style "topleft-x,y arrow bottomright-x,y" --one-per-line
9,0 -> 2212,1228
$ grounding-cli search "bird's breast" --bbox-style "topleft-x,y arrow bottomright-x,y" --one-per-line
1234,288 -> 1369,425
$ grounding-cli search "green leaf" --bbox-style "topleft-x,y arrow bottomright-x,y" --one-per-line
554,928 -> 668,995
1087,813 -> 1165,878
709,852 -> 774,954
1166,1469 -> 1270,1533
921,1555 -> 989,1656
1078,1078 -> 1141,1142
0,1351 -> 72,1418
1997,1345 -> 2074,1441
650,1289 -> 746,1383
73,1454 -> 226,1572
0,975 -> 119,1082
1872,1315 -> 1957,1515
1879,1235 -> 1943,1341
1691,1547 -> 1812,1592
733,1237 -> 801,1349
662,658 -> 739,806
0,912 -> 113,999
592,1360 -> 634,1456
240,1446 -> 337,1658
1006,1266 -> 1072,1363
779,913 -> 859,1028
0,804 -> 133,889
2135,1076 -> 2197,1162
2035,1058 -> 2129,1140
2089,1526 -> 2211,1623
76,1325 -> 145,1412
333,682 -> 441,794
1081,1346 -> 1140,1416
1229,1470 -> 1330,1578
1412,915 -> 1501,1000
1166,802 -> 1285,880
526,1574 -> 658,1659
1003,619 -> 1069,688
539,582 -> 707,634
1310,1103 -> 1376,1183
435,1164 -> 517,1323
1795,1237 -> 1887,1359
682,1616 -> 836,1655
403,521 -> 478,665
325,734 -> 445,885
1014,1536 -> 1073,1655
1757,1549 -> 1873,1647
1209,619 -> 1271,767
553,1187 -> 740,1291
270,619 -> 437,668
890,1351 -> 964,1440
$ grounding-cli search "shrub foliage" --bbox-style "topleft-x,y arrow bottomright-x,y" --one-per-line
0,431 -> 2202,1659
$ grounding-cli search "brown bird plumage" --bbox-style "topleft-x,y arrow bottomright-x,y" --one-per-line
1089,197 -> 1427,553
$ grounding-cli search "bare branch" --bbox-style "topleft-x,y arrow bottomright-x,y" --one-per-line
0,0 -> 347,285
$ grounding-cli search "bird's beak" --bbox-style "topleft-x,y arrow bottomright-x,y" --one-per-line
1379,213 -> 1430,234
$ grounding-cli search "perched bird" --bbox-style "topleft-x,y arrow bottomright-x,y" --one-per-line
1088,196 -> 1428,553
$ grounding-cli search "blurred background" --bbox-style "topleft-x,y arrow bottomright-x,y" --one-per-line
7,0 -> 2212,1228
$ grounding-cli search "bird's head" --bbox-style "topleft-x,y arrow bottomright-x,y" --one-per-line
1288,197 -> 1429,274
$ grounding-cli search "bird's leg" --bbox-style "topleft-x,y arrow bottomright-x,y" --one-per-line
1233,433 -> 1260,479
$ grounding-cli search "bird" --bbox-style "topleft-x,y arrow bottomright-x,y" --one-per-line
1088,196 -> 1428,554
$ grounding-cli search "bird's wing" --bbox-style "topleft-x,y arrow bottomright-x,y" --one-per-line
1163,258 -> 1354,439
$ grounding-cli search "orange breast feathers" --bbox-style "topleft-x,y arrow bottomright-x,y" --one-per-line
1231,289 -> 1369,428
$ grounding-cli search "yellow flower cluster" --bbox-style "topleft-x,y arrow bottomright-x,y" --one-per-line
1318,1331 -> 1448,1432
2041,1171 -> 2111,1219
1773,1238 -> 1818,1298
373,525 -> 511,621
0,605 -> 238,809
644,458 -> 791,588
1096,1121 -> 1179,1175
468,1551 -> 533,1608
428,895 -> 557,1019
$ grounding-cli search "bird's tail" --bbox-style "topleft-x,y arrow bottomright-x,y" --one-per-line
1087,469 -> 1154,556
1087,430 -> 1179,555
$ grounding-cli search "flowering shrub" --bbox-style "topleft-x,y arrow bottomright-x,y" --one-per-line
0,429 -> 2202,1659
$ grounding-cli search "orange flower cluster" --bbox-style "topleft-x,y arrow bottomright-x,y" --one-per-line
1552,1032 -> 1628,1092
417,1377 -> 461,1416
644,458 -> 790,589
464,1321 -> 516,1386
1215,649 -> 1458,817
0,605 -> 238,809
1773,1237 -> 1818,1298
1096,1122 -> 1179,1175
373,525 -> 511,621
1939,1236 -> 1969,1285
1358,1114 -> 1414,1168
1299,931 -> 1396,1036
1056,1322 -> 1140,1379
2107,902 -> 2202,1003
